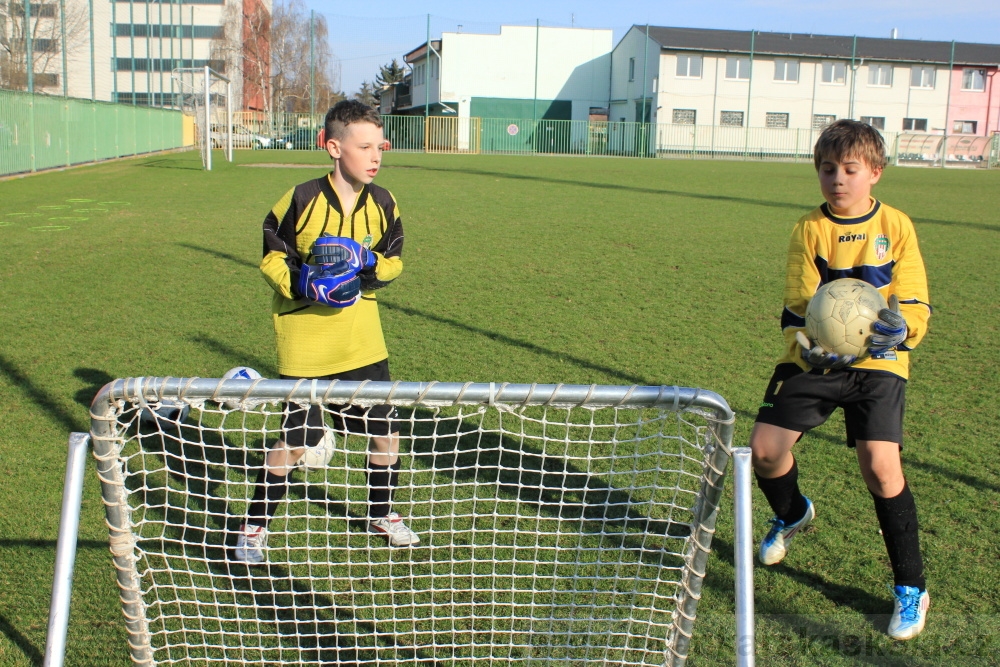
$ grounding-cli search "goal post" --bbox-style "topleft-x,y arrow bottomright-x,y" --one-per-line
49,377 -> 754,666
171,66 -> 233,170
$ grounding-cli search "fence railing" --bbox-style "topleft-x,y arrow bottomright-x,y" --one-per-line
234,111 -> 998,167
0,90 -> 185,177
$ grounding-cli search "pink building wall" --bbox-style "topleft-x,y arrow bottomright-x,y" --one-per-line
947,66 -> 1000,136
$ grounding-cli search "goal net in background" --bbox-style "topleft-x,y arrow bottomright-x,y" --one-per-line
171,67 -> 233,170
78,378 -> 736,666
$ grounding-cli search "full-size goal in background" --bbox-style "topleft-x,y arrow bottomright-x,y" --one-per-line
45,378 -> 755,666
172,66 -> 233,170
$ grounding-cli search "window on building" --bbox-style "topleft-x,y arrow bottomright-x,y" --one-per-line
720,110 -> 744,126
33,72 -> 59,87
821,62 -> 846,84
11,3 -> 57,17
765,112 -> 789,128
725,56 -> 750,80
672,109 -> 696,124
860,116 -> 886,130
414,63 -> 425,86
676,54 -> 702,78
773,59 -> 799,82
902,118 -> 928,131
813,114 -> 836,129
952,120 -> 977,134
867,64 -> 893,87
628,57 -> 635,82
32,39 -> 57,53
962,68 -> 986,91
430,57 -> 438,79
910,66 -> 935,89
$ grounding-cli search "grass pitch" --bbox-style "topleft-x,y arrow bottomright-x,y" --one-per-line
1,149 -> 998,665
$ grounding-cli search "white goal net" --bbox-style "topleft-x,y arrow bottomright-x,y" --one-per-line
86,377 -> 735,666
171,66 -> 232,170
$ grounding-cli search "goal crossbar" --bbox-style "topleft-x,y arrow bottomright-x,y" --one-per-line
48,377 -> 751,667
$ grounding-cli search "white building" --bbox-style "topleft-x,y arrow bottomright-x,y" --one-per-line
610,25 -> 1000,144
15,0 -> 265,108
402,24 -> 613,123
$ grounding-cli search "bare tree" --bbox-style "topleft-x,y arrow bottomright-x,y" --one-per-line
269,0 -> 342,115
1,0 -> 89,92
211,0 -> 272,114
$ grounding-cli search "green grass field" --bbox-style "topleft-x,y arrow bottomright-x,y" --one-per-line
1,148 -> 998,666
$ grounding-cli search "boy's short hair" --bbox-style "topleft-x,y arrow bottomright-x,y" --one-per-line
324,100 -> 383,141
814,119 -> 887,171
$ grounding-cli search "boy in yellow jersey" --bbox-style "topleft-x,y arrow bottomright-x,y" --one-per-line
751,120 -> 932,640
233,100 -> 418,562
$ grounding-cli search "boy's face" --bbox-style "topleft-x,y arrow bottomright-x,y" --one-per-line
326,121 -> 385,186
817,153 -> 883,217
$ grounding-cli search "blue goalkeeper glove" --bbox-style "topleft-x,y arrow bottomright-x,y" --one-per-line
297,261 -> 361,308
869,295 -> 908,355
311,234 -> 377,273
796,331 -> 856,370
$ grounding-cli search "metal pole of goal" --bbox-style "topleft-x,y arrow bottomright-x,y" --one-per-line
733,446 -> 756,666
43,432 -> 91,667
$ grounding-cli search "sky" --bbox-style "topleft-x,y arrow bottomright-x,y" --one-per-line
301,0 -> 1000,95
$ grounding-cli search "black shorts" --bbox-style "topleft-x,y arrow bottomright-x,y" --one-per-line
280,359 -> 397,448
755,363 -> 906,448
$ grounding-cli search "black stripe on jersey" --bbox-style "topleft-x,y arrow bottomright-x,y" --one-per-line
278,304 -> 311,317
781,307 -> 805,330
297,195 -> 320,235
364,203 -> 371,235
820,200 -> 881,225
318,203 -> 332,237
377,203 -> 386,236
317,176 -> 344,216
814,256 -> 894,289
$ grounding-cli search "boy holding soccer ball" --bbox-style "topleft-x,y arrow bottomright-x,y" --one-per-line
751,120 -> 932,639
233,100 -> 418,563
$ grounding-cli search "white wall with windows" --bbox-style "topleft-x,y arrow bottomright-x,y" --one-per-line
409,25 -> 613,121
609,27 -> 661,123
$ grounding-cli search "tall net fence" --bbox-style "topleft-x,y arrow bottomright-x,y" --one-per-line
89,377 -> 735,666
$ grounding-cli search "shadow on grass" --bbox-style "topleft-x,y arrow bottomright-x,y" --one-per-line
0,353 -> 88,434
906,458 -> 1000,495
186,334 -> 275,376
132,419 -> 433,665
137,158 -> 203,171
177,242 -> 259,269
0,612 -> 42,666
397,163 -> 811,212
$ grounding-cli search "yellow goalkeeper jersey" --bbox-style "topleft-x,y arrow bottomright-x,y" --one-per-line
260,175 -> 404,377
779,198 -> 930,379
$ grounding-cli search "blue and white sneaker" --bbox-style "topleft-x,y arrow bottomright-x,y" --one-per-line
888,585 -> 929,640
758,498 -> 815,565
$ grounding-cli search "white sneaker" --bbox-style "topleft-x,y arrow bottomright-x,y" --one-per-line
369,512 -> 421,546
888,585 -> 929,640
232,523 -> 268,564
758,498 -> 815,566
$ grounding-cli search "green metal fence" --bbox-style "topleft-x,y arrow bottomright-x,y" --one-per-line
0,90 -> 184,177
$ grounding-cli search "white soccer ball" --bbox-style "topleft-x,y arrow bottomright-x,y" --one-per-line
139,399 -> 190,426
805,278 -> 888,359
299,429 -> 337,469
220,366 -> 263,409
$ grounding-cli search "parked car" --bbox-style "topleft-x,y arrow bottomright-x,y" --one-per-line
278,128 -> 320,150
210,124 -> 272,149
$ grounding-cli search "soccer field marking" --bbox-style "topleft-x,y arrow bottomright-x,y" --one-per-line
29,225 -> 71,231
73,208 -> 108,213
66,198 -> 95,202
38,204 -> 72,210
47,216 -> 89,222
99,201 -> 131,205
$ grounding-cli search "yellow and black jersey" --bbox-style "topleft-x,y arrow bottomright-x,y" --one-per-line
779,198 -> 930,380
260,174 -> 404,377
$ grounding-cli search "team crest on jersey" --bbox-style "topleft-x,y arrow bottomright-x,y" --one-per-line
874,234 -> 890,261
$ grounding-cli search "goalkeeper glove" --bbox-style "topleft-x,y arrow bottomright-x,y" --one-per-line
297,261 -> 361,308
796,331 -> 856,370
311,234 -> 377,273
869,295 -> 908,355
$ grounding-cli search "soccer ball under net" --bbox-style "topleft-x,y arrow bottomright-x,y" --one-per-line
805,278 -> 888,359
138,399 -> 190,425
219,366 -> 263,409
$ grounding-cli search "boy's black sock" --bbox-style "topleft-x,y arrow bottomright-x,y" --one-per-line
246,468 -> 291,527
872,481 -> 925,590
755,457 -> 809,525
367,460 -> 400,519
